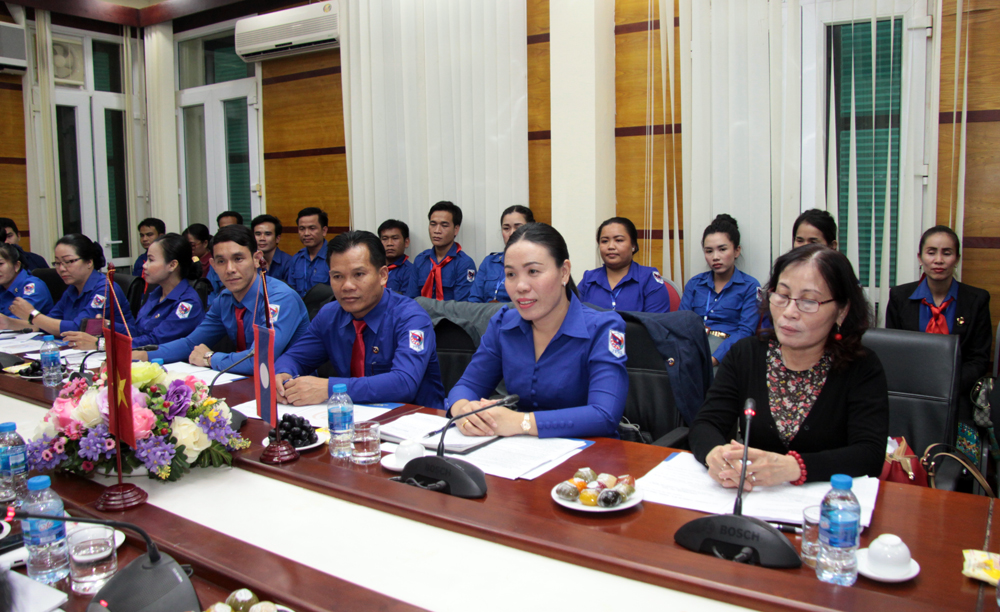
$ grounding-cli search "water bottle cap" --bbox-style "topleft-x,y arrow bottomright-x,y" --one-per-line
42,335 -> 54,342
331,384 -> 347,393
0,423 -> 14,433
831,474 -> 853,489
151,359 -> 164,366
27,475 -> 51,491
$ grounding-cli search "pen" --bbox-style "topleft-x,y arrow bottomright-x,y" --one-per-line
768,522 -> 802,535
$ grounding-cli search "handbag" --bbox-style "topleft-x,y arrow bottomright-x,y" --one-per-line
880,437 -> 928,486
921,442 -> 996,497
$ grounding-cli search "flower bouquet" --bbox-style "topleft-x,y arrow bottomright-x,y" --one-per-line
27,362 -> 250,481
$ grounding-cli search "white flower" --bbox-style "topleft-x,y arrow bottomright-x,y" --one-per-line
214,401 -> 231,423
32,418 -> 56,441
71,389 -> 103,428
170,417 -> 211,463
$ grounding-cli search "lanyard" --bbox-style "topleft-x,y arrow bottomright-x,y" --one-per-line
703,286 -> 727,324
493,276 -> 504,301
611,286 -> 624,310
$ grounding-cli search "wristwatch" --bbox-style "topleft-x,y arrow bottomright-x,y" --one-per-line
203,351 -> 214,367
521,412 -> 531,433
97,337 -> 105,352
28,309 -> 40,324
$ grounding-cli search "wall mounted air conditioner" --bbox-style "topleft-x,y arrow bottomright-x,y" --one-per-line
0,22 -> 27,75
235,2 -> 340,62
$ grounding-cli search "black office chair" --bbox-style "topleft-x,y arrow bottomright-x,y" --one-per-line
30,267 -> 67,303
620,319 -> 688,447
111,271 -> 137,316
303,283 -> 334,320
434,319 -> 477,394
124,276 -> 145,317
192,278 -> 212,309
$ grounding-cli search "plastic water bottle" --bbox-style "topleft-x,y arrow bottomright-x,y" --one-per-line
21,475 -> 69,584
816,474 -> 861,586
0,422 -> 27,505
327,383 -> 354,458
40,335 -> 61,388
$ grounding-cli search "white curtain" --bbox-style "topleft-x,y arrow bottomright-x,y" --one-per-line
340,0 -> 529,266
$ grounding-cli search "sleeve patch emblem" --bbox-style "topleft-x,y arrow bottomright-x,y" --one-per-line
409,330 -> 425,352
608,329 -> 626,358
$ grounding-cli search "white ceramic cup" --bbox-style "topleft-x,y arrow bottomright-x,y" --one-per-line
395,439 -> 425,467
867,533 -> 912,577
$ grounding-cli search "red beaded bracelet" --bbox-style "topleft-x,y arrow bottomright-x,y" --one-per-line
788,450 -> 807,486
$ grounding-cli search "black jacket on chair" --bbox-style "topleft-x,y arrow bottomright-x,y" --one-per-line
885,280 -> 991,396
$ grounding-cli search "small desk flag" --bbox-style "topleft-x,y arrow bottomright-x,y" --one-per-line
253,323 -> 277,425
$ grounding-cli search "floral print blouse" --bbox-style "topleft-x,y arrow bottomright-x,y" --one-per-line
766,340 -> 832,445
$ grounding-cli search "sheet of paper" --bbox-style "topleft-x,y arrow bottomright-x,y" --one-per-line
518,442 -> 594,480
234,400 -> 393,426
379,412 -> 497,452
0,332 -> 41,344
637,452 -> 879,527
0,340 -> 45,354
162,362 -> 245,385
452,436 -> 589,480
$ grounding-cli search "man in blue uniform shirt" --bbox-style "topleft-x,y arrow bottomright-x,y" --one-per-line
133,218 -> 165,278
287,207 -> 331,294
378,219 -> 415,294
135,225 -> 310,375
0,218 -> 47,271
275,230 -> 445,408
252,214 -> 292,282
407,201 -> 477,301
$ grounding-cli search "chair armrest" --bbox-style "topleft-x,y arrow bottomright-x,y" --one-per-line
652,426 -> 689,449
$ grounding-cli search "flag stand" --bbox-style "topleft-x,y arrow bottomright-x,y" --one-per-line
95,265 -> 148,511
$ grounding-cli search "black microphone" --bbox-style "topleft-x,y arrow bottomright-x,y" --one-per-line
674,398 -> 802,569
399,395 -> 520,499
135,344 -> 158,351
208,348 -> 255,396
5,507 -> 200,612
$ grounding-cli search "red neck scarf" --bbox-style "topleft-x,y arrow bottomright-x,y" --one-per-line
420,244 -> 461,300
922,297 -> 954,335
387,255 -> 409,271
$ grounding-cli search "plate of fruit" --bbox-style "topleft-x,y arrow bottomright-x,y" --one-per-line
551,467 -> 642,513
263,414 -> 330,451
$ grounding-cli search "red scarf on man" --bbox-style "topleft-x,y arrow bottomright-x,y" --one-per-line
922,297 -> 954,335
387,255 -> 408,272
420,244 -> 462,300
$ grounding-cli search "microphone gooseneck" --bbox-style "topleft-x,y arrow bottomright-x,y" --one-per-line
208,348 -> 255,395
437,394 -> 520,457
733,398 -> 755,516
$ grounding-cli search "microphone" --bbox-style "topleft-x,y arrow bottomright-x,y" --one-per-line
399,395 -> 520,499
135,344 -> 158,351
208,348 -> 255,395
5,507 -> 200,612
674,398 -> 802,569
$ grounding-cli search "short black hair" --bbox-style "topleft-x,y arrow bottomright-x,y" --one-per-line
0,218 -> 19,235
56,233 -> 105,270
919,225 -> 961,259
327,230 -> 387,269
137,217 -> 166,235
428,201 -> 462,227
377,219 -> 409,240
297,207 -> 328,227
217,211 -> 244,225
211,224 -> 255,256
596,216 -> 640,254
251,214 -> 283,236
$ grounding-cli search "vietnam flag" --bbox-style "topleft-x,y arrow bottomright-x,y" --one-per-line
253,323 -> 278,425
102,327 -> 136,448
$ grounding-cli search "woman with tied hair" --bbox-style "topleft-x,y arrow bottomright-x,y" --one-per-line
0,243 -> 53,318
691,244 -> 888,489
792,209 -> 839,250
470,205 -> 535,303
577,216 -> 672,313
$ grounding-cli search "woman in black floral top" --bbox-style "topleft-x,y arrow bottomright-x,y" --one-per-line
691,244 -> 888,489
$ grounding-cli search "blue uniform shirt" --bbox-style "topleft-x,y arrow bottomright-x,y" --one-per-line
127,280 -> 206,348
910,277 -> 959,333
469,253 -> 510,303
386,256 -> 415,295
17,248 -> 47,272
407,243 -> 477,301
577,262 -> 672,313
49,271 -> 137,335
287,241 -> 331,294
266,249 -> 293,284
679,267 -> 761,361
447,294 -> 629,438
0,270 -> 53,317
149,275 -> 309,375
132,252 -> 147,278
275,289 -> 445,408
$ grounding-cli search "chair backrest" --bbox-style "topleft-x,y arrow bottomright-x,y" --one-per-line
30,267 -> 67,303
191,278 -> 212,309
622,319 -> 684,442
124,275 -> 145,317
434,319 -> 477,393
861,328 -> 960,456
303,283 -> 334,320
663,277 -> 682,312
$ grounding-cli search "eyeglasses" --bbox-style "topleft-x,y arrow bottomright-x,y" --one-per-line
53,257 -> 82,269
768,291 -> 836,314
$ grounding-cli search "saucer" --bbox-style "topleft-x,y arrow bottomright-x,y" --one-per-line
381,454 -> 419,472
857,548 -> 920,582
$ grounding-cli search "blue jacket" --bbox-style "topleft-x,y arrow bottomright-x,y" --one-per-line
287,242 -> 330,294
132,252 -> 147,278
127,280 -> 205,349
679,268 -> 761,362
267,249 -> 293,284
149,275 -> 309,375
0,270 -> 53,317
386,256 -> 415,295
275,289 -> 445,408
49,271 -> 137,335
407,243 -> 477,302
578,262 -> 672,313
469,252 -> 509,303
447,294 -> 629,438
17,247 -> 47,272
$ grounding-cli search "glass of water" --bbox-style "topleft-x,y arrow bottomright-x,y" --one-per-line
351,421 -> 381,465
68,525 -> 117,594
801,505 -> 821,567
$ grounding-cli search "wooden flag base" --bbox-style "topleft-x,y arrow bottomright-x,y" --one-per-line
260,439 -> 300,464
94,483 -> 148,511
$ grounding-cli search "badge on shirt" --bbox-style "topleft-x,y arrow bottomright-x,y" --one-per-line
175,301 -> 193,319
268,304 -> 280,324
608,329 -> 626,358
90,294 -> 106,309
409,330 -> 425,352
756,286 -> 764,303
22,283 -> 35,296
652,271 -> 664,285
466,269 -> 476,283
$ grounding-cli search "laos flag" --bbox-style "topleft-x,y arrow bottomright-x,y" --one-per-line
253,323 -> 278,425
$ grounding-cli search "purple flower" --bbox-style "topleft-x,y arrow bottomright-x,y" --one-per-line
78,424 -> 115,461
26,435 -> 67,472
97,385 -> 147,423
197,414 -> 238,446
163,380 -> 193,420
134,435 -> 175,472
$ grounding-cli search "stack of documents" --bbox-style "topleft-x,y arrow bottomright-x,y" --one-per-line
637,453 -> 880,527
163,362 -> 245,386
0,332 -> 44,354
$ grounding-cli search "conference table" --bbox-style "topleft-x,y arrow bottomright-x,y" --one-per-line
0,372 -> 994,612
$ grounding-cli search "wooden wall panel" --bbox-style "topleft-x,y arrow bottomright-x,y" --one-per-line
958,249 -> 1000,346
0,80 -> 25,159
264,155 -> 349,256
526,0 -> 550,222
262,74 -> 344,152
0,72 -> 29,251
526,0 -> 549,37
527,42 -> 550,133
939,6 -> 1000,112
960,122 -> 1000,236
261,46 -> 339,79
528,140 -> 551,225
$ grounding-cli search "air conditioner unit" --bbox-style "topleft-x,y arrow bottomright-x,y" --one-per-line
0,22 -> 27,75
235,3 -> 340,62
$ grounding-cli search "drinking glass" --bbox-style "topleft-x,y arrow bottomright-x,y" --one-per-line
68,525 -> 117,594
351,421 -> 381,465
801,505 -> 821,567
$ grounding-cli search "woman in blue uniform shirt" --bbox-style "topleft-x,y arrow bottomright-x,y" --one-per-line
679,214 -> 760,366
577,217 -> 672,313
3,234 -> 136,336
62,234 -> 206,351
469,205 -> 534,303
0,244 -> 53,318
448,223 -> 629,439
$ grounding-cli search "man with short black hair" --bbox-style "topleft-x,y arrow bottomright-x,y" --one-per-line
287,207 -> 331,294
251,214 -> 291,282
133,217 -> 166,277
275,230 -> 444,408
0,218 -> 47,271
217,211 -> 243,227
378,219 -> 415,294
407,201 -> 476,301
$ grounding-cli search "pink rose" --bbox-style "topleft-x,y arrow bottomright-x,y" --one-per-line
97,385 -> 148,423
183,376 -> 199,391
132,406 -> 156,440
46,397 -> 80,434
